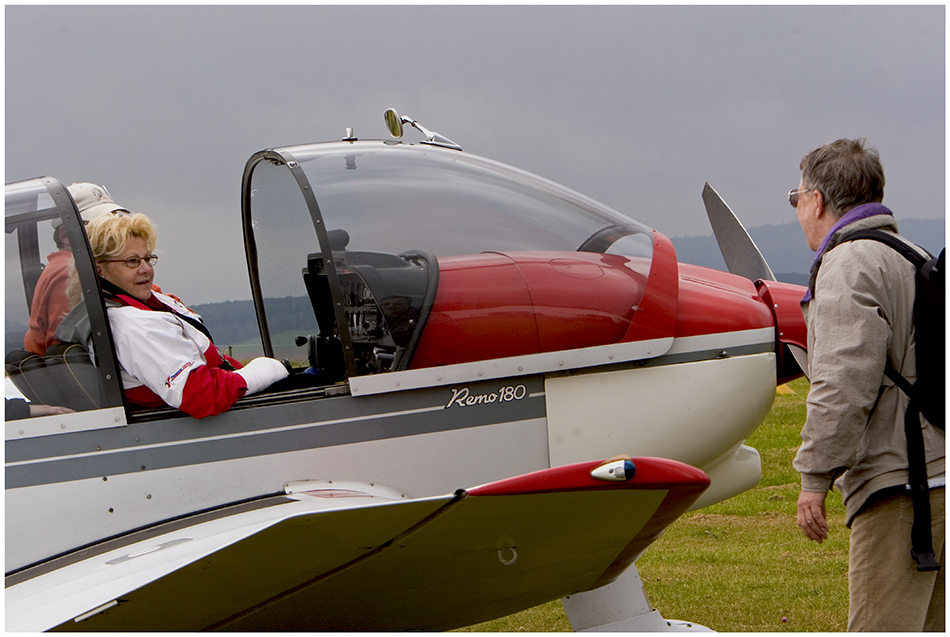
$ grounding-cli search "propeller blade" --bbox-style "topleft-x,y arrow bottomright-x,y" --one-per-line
702,183 -> 776,282
788,344 -> 809,380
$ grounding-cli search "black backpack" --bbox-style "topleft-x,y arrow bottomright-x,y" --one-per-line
836,229 -> 945,571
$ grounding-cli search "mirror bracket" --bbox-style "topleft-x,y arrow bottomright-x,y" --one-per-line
383,108 -> 461,151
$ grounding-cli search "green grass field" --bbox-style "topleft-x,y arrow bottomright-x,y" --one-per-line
458,376 -> 850,632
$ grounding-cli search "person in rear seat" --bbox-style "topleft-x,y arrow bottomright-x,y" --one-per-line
24,183 -> 129,355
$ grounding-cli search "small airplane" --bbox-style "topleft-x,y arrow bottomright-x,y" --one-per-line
4,110 -> 807,631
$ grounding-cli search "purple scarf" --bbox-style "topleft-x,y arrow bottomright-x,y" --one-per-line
801,202 -> 894,302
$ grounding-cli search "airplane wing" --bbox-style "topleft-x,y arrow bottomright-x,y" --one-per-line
6,457 -> 709,632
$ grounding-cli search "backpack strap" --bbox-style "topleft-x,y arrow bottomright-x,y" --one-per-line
839,228 -> 931,263
805,228 -> 929,300
838,229 -> 940,572
904,394 -> 941,571
837,228 -> 929,408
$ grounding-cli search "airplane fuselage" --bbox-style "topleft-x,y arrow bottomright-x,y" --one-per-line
5,130 -> 807,630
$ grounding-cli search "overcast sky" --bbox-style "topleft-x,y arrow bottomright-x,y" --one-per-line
6,5 -> 945,304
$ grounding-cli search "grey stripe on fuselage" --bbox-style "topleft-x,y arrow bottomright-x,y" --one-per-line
6,376 -> 546,489
6,339 -> 773,490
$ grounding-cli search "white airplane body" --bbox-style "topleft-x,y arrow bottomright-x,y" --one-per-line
5,111 -> 807,631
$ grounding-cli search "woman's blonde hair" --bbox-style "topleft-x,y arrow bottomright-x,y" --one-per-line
66,212 -> 157,307
86,212 -> 157,261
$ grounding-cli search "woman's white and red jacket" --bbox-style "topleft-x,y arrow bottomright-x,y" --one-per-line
105,288 -> 248,419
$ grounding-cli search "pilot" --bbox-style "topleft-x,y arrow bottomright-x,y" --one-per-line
23,183 -> 130,355
83,211 -> 289,418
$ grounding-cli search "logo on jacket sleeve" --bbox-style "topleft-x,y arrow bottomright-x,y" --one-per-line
166,361 -> 193,387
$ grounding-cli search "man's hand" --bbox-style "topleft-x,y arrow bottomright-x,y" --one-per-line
797,490 -> 829,543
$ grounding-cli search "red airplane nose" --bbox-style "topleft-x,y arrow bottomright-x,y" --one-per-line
755,279 -> 808,385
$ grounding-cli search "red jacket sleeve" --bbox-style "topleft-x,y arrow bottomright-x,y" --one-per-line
177,365 -> 248,419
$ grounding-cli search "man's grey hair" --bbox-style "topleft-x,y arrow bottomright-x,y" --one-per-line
800,138 -> 885,217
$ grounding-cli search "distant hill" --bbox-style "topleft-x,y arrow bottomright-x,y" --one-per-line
194,296 -> 315,352
670,218 -> 945,285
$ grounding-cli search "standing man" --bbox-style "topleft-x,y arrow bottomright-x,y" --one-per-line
791,138 -> 944,631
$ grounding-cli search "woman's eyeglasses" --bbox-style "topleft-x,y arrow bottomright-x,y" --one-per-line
98,254 -> 159,269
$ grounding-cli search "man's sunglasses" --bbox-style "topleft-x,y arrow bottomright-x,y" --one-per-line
788,188 -> 812,208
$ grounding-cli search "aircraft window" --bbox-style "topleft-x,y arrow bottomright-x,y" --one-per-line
247,158 -> 438,380
246,160 -> 321,363
5,228 -> 34,349
290,144 -> 654,261
245,143 -> 656,382
607,232 -> 654,257
4,187 -> 120,414
5,179 -> 55,217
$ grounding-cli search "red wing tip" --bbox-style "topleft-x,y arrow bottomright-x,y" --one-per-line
467,456 -> 710,497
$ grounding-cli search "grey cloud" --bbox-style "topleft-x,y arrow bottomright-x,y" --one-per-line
6,5 -> 944,303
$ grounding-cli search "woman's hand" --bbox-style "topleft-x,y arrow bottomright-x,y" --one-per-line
235,357 -> 290,395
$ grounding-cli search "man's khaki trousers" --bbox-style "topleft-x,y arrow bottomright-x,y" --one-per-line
849,487 -> 945,631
